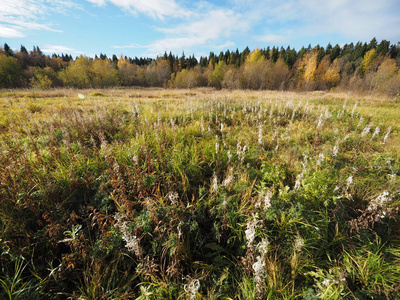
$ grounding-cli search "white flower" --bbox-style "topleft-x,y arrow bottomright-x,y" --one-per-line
257,237 -> 269,255
316,153 -> 325,166
184,278 -> 200,300
332,144 -> 339,157
212,173 -> 218,193
252,255 -> 266,284
245,219 -> 258,248
322,278 -> 332,287
227,150 -> 232,161
367,191 -> 393,221
317,113 -> 324,128
361,124 -> 372,137
258,124 -> 263,145
222,174 -> 233,187
371,126 -> 380,140
168,191 -> 179,205
294,236 -> 304,252
263,190 -> 272,211
383,126 -> 392,144
351,103 -> 357,117
346,176 -> 353,191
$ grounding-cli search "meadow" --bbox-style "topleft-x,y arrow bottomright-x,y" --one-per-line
0,88 -> 399,299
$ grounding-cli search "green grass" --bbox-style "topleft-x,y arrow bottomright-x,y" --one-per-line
0,88 -> 399,299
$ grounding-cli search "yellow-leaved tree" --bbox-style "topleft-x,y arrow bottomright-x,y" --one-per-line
359,49 -> 378,76
323,58 -> 341,89
58,56 -> 91,88
90,58 -> 119,88
117,57 -> 140,86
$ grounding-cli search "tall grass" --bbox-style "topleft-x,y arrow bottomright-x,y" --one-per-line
0,88 -> 399,299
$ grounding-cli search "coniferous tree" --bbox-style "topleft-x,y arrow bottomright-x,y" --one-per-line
3,43 -> 14,57
329,44 -> 341,62
376,40 -> 390,56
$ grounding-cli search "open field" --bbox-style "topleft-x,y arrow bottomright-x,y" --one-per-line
0,88 -> 399,299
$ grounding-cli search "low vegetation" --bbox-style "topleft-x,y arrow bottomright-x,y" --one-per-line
0,88 -> 399,299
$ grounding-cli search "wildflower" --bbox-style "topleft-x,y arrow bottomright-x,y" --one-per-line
346,176 -> 353,191
322,278 -> 332,287
258,124 -> 263,145
245,219 -> 258,248
351,103 -> 357,117
324,108 -> 332,119
388,173 -> 396,184
222,173 -> 234,187
332,144 -> 339,157
294,236 -> 304,252
361,124 -> 372,137
253,255 -> 266,285
168,191 -> 179,205
294,156 -> 308,191
256,190 -> 273,211
115,213 -> 143,257
367,191 -> 393,221
227,150 -> 232,161
383,126 -> 392,144
316,153 -> 325,166
342,134 -> 350,142
257,237 -> 269,255
317,113 -> 324,128
183,278 -> 200,300
370,126 -> 380,141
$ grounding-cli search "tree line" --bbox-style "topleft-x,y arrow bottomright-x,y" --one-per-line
0,38 -> 400,96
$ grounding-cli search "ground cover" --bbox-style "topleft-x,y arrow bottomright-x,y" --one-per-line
0,88 -> 399,299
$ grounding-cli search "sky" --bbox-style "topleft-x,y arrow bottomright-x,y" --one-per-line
0,0 -> 400,59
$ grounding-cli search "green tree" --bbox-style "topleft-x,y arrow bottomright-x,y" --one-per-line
90,58 -> 120,88
29,67 -> 56,89
208,61 -> 227,89
0,52 -> 23,88
58,56 -> 91,88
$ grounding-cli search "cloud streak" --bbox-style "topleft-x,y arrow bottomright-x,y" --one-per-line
85,0 -> 188,19
41,44 -> 84,55
0,0 -> 78,38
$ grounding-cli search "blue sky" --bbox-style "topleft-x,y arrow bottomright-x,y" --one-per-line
1,0 -> 400,59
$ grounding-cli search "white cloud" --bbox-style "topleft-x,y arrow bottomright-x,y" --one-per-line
0,0 -> 79,38
214,41 -> 236,50
255,34 -> 288,44
234,0 -> 400,45
41,44 -> 84,55
112,43 -> 149,49
86,0 -> 106,5
85,0 -> 188,19
0,24 -> 25,38
141,9 -> 248,56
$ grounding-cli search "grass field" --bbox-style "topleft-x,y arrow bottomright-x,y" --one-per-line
0,88 -> 399,299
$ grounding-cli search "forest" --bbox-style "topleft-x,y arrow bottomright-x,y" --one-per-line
0,38 -> 400,96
